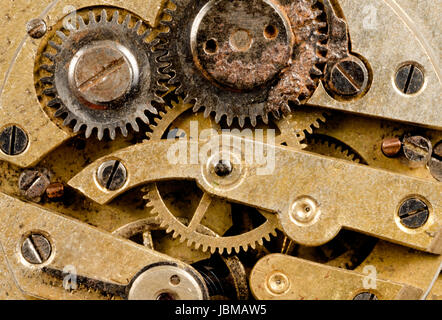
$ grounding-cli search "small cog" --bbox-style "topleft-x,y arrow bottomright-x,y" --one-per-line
37,8 -> 169,140
159,0 -> 328,127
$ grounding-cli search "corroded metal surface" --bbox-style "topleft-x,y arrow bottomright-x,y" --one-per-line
68,136 -> 442,253
250,254 -> 423,300
0,0 -> 441,301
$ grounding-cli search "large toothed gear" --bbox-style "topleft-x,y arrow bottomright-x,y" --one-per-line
39,9 -> 169,140
160,0 -> 328,127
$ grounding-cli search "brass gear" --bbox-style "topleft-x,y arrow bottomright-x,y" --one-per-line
145,187 -> 279,254
143,96 -> 332,254
145,97 -> 281,254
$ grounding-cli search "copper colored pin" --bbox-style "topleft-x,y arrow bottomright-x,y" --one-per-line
46,182 -> 64,199
381,138 -> 402,158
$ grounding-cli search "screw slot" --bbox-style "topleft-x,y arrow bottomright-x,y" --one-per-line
21,233 -> 52,265
0,125 -> 28,156
398,198 -> 429,229
97,160 -> 127,191
395,63 -> 424,95
26,18 -> 47,39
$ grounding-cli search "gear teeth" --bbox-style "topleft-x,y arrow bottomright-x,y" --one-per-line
41,64 -> 55,73
43,52 -> 56,62
48,98 -> 62,108
40,76 -> 54,85
85,125 -> 93,139
120,125 -> 128,137
111,11 -> 119,24
48,41 -> 62,52
146,103 -> 158,115
78,15 -> 87,30
88,11 -> 96,25
56,31 -> 67,41
133,20 -> 143,33
43,87 -> 57,96
122,13 -> 131,28
73,122 -> 83,133
261,114 -> 268,125
63,115 -> 74,126
39,9 -> 165,140
215,112 -> 223,124
238,116 -> 245,128
109,128 -> 117,140
310,66 -> 323,76
54,105 -> 67,117
100,9 -> 108,23
281,103 -> 291,114
202,106 -> 211,119
130,121 -> 140,132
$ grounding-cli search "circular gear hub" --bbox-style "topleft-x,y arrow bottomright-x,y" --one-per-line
191,0 -> 292,90
161,0 -> 327,127
38,9 -> 168,140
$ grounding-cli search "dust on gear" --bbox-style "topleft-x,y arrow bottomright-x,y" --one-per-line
159,0 -> 328,127
38,9 -> 169,140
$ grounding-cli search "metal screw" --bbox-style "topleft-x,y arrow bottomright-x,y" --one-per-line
402,135 -> 432,168
381,137 -> 402,158
0,125 -> 28,156
395,63 -> 424,95
19,170 -> 51,200
329,56 -> 369,97
429,141 -> 442,182
97,160 -> 127,191
21,233 -> 52,264
26,18 -> 47,39
214,160 -> 233,177
353,292 -> 378,300
70,43 -> 136,105
398,198 -> 429,229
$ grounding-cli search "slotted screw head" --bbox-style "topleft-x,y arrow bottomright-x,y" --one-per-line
0,125 -> 28,156
26,18 -> 47,39
398,198 -> 429,229
19,170 -> 51,200
21,233 -> 52,264
97,160 -> 127,190
402,135 -> 432,168
329,56 -> 369,97
353,292 -> 378,300
395,63 -> 424,95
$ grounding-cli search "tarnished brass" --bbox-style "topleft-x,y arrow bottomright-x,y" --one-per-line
0,0 -> 441,301
69,136 -> 441,253
250,254 -> 423,300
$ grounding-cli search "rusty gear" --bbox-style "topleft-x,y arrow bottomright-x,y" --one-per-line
160,0 -> 328,127
39,9 -> 169,140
